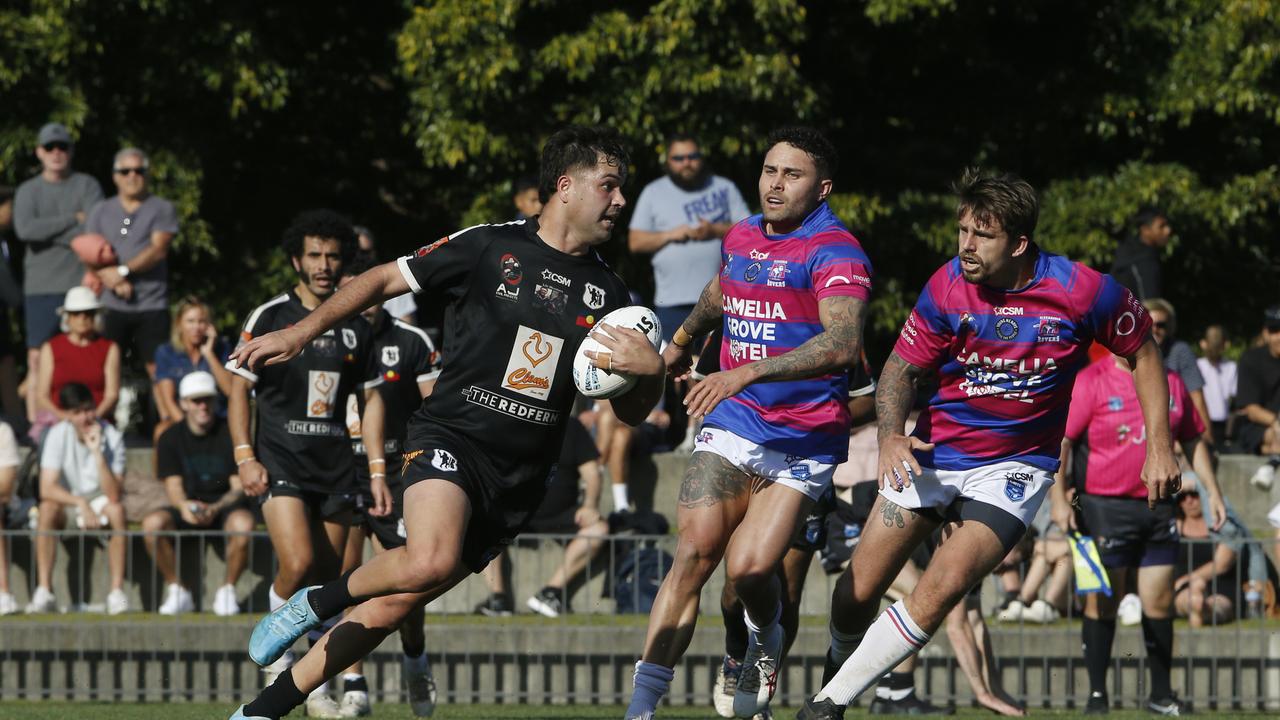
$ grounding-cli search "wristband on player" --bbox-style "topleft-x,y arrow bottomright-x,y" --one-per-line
672,325 -> 694,348
368,458 -> 386,466
370,472 -> 387,480
236,456 -> 257,467
234,444 -> 252,451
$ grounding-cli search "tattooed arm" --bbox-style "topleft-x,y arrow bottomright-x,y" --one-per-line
683,295 -> 866,418
663,275 -> 723,381
875,351 -> 935,490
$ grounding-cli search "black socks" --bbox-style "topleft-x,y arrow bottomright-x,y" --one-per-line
1082,616 -> 1116,695
1141,615 -> 1174,700
308,570 -> 359,621
244,668 -> 306,720
722,601 -> 748,661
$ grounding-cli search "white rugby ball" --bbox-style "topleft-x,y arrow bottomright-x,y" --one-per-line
572,305 -> 663,399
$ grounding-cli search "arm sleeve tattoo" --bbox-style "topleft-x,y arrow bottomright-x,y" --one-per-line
741,295 -> 866,384
680,275 -> 724,337
876,350 -> 928,442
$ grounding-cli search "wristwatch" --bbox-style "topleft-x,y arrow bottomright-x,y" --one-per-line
116,264 -> 130,278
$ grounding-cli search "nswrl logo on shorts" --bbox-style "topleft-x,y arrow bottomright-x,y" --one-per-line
1004,471 -> 1031,502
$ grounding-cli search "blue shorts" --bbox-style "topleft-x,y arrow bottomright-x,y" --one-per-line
24,293 -> 64,349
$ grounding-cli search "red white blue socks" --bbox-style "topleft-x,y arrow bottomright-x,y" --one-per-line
816,600 -> 930,705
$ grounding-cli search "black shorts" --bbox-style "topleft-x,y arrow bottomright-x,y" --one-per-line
1079,494 -> 1178,568
791,485 -> 836,552
355,460 -> 410,550
164,501 -> 250,531
402,422 -> 553,573
101,308 -> 169,368
262,478 -> 360,522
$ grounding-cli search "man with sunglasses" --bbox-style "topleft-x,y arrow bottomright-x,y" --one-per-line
12,122 -> 103,424
628,133 -> 750,344
83,147 -> 179,380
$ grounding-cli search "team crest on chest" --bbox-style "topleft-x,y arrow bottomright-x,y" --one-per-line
381,346 -> 400,366
341,328 -> 357,349
767,260 -> 788,288
744,262 -> 762,282
994,318 -> 1018,340
583,283 -> 606,310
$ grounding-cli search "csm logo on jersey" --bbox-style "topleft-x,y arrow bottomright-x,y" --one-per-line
502,325 -> 564,400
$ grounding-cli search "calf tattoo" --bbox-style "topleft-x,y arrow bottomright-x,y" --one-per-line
679,452 -> 750,508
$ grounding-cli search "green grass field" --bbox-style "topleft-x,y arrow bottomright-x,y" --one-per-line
0,704 -> 1272,719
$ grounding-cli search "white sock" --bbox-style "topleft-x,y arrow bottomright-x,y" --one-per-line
816,600 -> 930,706
312,680 -> 331,696
342,673 -> 363,683
828,620 -> 863,668
744,601 -> 781,636
625,660 -> 674,719
269,585 -> 287,612
613,483 -> 630,511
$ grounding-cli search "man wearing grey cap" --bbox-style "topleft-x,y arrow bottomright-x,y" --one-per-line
12,122 -> 103,423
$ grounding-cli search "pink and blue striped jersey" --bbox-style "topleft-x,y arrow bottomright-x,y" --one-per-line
894,251 -> 1151,472
704,202 -> 873,464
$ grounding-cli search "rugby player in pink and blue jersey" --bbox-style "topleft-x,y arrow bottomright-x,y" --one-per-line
801,170 -> 1183,720
624,127 -> 872,720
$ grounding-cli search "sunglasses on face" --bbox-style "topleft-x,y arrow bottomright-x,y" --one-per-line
114,167 -> 147,177
670,152 -> 702,162
42,142 -> 70,153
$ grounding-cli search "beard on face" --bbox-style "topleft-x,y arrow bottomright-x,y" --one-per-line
667,164 -> 706,191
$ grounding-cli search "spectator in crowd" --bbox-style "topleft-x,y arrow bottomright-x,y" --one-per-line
1110,206 -> 1170,300
0,186 -> 26,429
1238,306 -> 1280,489
512,175 -> 543,220
996,519 -> 1072,623
525,415 -> 609,617
153,297 -> 232,440
1197,324 -> 1237,447
352,225 -> 416,325
28,382 -> 128,615
627,132 -> 750,343
82,147 -> 178,379
139,372 -> 252,616
13,123 -> 104,426
0,419 -> 20,615
1174,474 -> 1253,626
1052,350 -> 1224,715
33,286 -> 120,440
1146,298 -> 1213,444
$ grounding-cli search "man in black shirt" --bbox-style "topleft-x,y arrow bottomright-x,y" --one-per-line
227,210 -> 389,718
140,371 -> 253,617
1238,306 -> 1280,488
336,258 -> 441,717
1109,206 -> 1171,301
229,126 -> 664,720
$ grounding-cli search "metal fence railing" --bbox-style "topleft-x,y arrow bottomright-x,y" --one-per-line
0,528 -> 1275,710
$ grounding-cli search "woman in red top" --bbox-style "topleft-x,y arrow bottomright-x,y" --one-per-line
33,287 -> 120,432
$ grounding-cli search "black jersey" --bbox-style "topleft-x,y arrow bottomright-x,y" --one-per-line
347,309 -> 441,463
693,326 -> 876,396
228,289 -> 380,494
396,218 -> 630,472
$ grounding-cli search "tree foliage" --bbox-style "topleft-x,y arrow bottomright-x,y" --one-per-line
1,0 -> 1276,358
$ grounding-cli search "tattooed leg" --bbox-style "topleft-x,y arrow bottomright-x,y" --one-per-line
830,494 -> 940,636
640,451 -> 753,667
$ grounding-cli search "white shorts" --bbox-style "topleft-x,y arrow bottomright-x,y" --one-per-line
1268,501 -> 1280,530
693,426 -> 835,501
879,460 -> 1054,552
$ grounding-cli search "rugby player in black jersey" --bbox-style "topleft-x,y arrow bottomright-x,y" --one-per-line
227,210 -> 392,717
335,256 -> 441,717
229,126 -> 664,720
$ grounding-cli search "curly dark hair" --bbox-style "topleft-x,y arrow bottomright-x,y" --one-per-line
953,168 -> 1039,242
538,125 -> 629,204
765,126 -> 838,179
280,209 -> 358,262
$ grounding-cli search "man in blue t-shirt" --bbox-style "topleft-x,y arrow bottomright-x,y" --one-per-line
627,132 -> 750,341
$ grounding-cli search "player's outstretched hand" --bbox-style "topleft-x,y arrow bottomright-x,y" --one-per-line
584,323 -> 663,377
683,368 -> 749,418
662,340 -> 694,381
230,326 -> 309,372
240,460 -> 269,497
369,475 -> 392,518
1140,448 -> 1182,509
878,433 -> 934,491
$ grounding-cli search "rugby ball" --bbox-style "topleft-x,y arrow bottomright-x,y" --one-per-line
572,306 -> 663,399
